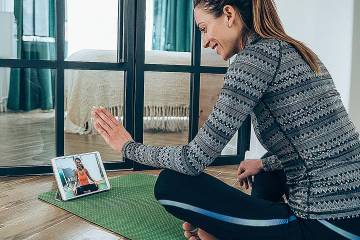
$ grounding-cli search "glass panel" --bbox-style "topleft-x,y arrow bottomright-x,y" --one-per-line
200,74 -> 238,155
143,71 -> 190,145
64,69 -> 125,161
22,0 -> 34,35
0,0 -> 56,60
0,67 -> 56,167
145,0 -> 192,65
65,0 -> 120,62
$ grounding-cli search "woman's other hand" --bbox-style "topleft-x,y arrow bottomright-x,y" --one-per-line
237,159 -> 263,190
91,107 -> 134,154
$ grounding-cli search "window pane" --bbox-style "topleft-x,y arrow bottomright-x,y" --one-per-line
23,0 -> 34,35
0,0 -> 56,60
200,74 -> 238,155
0,67 -> 56,167
145,0 -> 192,65
64,69 -> 125,161
65,0 -> 120,62
143,71 -> 190,145
34,0 -> 50,36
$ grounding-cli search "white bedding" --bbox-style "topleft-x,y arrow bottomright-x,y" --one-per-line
64,49 -> 228,134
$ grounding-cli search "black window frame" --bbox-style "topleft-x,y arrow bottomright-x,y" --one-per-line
0,0 -> 250,176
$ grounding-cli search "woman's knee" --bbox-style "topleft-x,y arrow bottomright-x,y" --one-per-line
154,169 -> 185,200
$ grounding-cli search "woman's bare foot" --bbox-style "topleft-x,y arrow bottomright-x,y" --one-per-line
182,222 -> 218,240
183,222 -> 199,240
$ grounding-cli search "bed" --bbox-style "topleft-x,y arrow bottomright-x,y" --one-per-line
64,49 -> 228,134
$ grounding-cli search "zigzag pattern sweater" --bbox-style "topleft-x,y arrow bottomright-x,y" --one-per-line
121,34 -> 360,219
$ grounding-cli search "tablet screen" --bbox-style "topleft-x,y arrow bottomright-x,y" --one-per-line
51,152 -> 110,201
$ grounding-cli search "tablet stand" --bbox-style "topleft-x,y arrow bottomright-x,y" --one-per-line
55,190 -> 64,202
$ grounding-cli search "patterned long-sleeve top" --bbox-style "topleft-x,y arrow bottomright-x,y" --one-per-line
121,33 -> 360,220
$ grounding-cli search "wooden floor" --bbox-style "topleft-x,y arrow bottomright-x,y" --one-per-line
0,165 -> 249,240
0,111 -> 248,239
0,111 -> 189,167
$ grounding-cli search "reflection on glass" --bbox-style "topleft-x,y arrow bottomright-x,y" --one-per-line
0,0 -> 56,60
200,74 -> 238,155
143,71 -> 190,146
145,0 -> 193,65
64,69 -> 125,161
0,67 -> 56,167
65,0 -> 119,62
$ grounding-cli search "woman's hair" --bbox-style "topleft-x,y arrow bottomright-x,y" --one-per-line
193,0 -> 321,74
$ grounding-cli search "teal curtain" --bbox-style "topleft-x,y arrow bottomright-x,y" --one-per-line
152,0 -> 193,52
7,0 -> 56,111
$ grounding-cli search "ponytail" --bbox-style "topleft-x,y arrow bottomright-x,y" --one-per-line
193,0 -> 321,74
252,0 -> 321,74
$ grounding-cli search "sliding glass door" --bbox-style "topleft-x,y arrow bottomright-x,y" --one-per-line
0,0 -> 250,176
134,0 -> 250,169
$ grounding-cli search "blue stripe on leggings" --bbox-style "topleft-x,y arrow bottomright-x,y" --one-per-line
158,199 -> 297,227
318,220 -> 360,240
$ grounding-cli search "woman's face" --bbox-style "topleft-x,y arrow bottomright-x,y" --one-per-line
194,5 -> 244,61
75,160 -> 83,169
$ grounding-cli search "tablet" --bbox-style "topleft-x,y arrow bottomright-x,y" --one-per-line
51,152 -> 111,201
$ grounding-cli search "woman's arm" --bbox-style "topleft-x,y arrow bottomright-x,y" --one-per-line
84,169 -> 96,183
121,39 -> 282,176
73,170 -> 79,193
73,170 -> 78,186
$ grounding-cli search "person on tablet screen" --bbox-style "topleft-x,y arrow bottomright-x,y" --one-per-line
73,157 -> 99,195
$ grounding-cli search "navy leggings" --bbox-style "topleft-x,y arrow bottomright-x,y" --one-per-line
76,183 -> 98,195
154,169 -> 360,240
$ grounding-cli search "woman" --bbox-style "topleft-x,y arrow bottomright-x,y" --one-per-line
73,157 -> 99,196
92,0 -> 360,239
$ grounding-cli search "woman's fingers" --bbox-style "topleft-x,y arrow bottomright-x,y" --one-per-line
95,110 -> 117,130
100,108 -> 119,126
94,115 -> 112,134
95,122 -> 110,142
238,170 -> 250,181
239,177 -> 253,189
244,177 -> 249,189
237,163 -> 245,176
238,170 -> 252,189
247,177 -> 253,188
91,107 -> 117,128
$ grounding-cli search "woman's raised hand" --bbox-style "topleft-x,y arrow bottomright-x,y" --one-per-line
237,159 -> 263,190
91,107 -> 134,154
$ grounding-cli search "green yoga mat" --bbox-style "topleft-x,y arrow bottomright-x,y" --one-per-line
38,174 -> 184,240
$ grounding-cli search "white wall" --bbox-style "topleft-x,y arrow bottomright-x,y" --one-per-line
349,0 -> 360,132
246,0 -> 356,159
0,0 -> 13,12
276,0 -> 354,108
